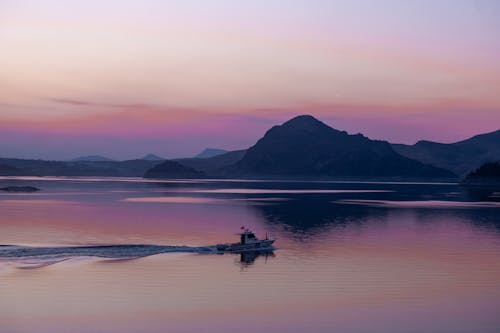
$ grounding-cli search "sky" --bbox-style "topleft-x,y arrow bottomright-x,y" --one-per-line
1,0 -> 499,160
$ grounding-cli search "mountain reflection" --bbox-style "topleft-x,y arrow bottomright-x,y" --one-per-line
248,195 -> 388,235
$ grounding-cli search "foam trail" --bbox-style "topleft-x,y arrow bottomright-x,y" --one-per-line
0,244 -> 218,263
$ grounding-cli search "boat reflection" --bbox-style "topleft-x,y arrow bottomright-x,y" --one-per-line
236,250 -> 275,268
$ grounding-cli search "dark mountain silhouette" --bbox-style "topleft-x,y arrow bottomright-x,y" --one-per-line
0,158 -> 163,177
175,149 -> 247,175
194,148 -> 228,159
0,163 -> 29,176
2,115 -> 496,180
143,160 -> 205,179
228,115 -> 455,179
392,129 -> 500,176
462,161 -> 500,186
70,155 -> 115,162
141,153 -> 165,161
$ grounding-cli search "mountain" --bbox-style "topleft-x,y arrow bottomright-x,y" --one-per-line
392,130 -> 500,176
175,150 -> 247,175
4,115 -> 495,180
462,161 -> 500,186
71,155 -> 115,162
144,160 -> 205,179
229,115 -> 456,179
141,153 -> 165,161
194,148 -> 228,159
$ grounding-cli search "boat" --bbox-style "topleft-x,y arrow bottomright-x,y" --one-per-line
216,228 -> 275,252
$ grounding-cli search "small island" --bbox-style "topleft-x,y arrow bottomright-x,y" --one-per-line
0,186 -> 40,192
144,160 -> 205,179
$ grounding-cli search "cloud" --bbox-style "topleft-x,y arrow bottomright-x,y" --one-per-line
48,98 -> 96,106
47,97 -> 153,110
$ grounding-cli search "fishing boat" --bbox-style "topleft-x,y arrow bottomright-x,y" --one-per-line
216,228 -> 275,252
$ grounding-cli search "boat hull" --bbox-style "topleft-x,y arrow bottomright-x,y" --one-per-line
216,239 -> 275,252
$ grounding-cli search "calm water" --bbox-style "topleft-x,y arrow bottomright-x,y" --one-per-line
1,177 -> 500,333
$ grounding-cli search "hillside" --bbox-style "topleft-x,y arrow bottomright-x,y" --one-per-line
392,130 -> 500,176
462,161 -> 500,186
143,160 -> 205,179
0,158 -> 163,177
175,150 -> 247,175
194,148 -> 228,159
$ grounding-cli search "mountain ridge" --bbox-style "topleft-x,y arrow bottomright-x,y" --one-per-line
141,153 -> 165,161
194,148 -> 228,159
226,115 -> 455,179
392,129 -> 500,176
70,155 -> 115,162
2,115 -> 497,180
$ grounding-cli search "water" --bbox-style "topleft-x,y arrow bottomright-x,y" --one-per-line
1,177 -> 500,333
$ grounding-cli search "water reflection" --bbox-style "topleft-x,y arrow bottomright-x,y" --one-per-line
248,195 -> 388,236
237,250 -> 275,268
2,177 -> 500,333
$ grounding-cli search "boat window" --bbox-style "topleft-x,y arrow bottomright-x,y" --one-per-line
248,234 -> 256,239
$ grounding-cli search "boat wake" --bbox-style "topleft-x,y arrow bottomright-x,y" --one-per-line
0,244 -> 219,268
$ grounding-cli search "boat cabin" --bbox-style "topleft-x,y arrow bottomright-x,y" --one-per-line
239,229 -> 259,245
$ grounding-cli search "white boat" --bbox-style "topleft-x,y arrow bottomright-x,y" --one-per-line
216,228 -> 275,252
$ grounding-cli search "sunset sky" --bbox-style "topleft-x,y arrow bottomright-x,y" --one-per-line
1,0 -> 499,159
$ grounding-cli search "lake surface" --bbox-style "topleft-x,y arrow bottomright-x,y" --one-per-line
1,176 -> 500,333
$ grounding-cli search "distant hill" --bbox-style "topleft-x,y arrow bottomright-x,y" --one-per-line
228,115 -> 456,179
141,153 -> 165,161
143,160 -> 205,179
70,155 -> 115,162
194,148 -> 228,159
462,161 -> 500,186
0,158 -> 163,177
175,150 -> 247,175
392,130 -> 500,176
0,163 -> 27,176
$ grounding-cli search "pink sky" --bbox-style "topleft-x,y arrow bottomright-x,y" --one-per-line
0,0 -> 499,159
